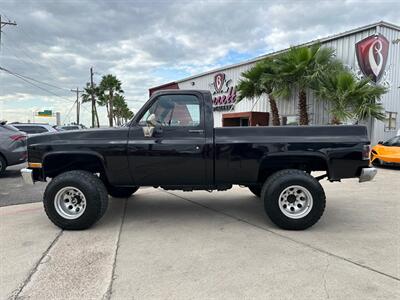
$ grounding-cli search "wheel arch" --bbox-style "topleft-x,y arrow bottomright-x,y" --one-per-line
42,151 -> 108,181
257,153 -> 330,183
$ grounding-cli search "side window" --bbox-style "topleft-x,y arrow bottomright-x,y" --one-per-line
15,126 -> 47,134
35,126 -> 48,133
139,95 -> 201,127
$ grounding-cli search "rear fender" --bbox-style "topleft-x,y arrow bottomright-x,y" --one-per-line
257,152 -> 329,182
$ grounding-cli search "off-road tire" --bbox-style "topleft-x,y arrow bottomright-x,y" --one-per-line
107,186 -> 139,198
262,169 -> 326,230
43,170 -> 108,230
0,155 -> 7,176
248,185 -> 261,197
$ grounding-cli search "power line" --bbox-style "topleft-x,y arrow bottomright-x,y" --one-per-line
0,66 -> 75,103
0,30 -> 65,81
3,63 -> 70,91
62,101 -> 76,125
0,14 -> 17,52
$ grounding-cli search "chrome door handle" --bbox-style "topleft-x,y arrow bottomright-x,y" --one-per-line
188,129 -> 204,134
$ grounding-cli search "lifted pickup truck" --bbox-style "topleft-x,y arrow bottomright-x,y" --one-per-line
21,90 -> 376,230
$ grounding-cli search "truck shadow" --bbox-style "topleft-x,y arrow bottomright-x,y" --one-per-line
120,192 -> 276,229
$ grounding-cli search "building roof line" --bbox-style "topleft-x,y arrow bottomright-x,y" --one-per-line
150,21 -> 399,88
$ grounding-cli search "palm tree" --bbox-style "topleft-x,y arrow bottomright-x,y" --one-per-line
98,74 -> 123,127
112,94 -> 134,125
237,59 -> 281,125
81,82 -> 100,127
273,44 -> 340,125
315,71 -> 386,124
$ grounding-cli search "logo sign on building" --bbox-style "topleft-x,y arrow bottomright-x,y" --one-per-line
356,34 -> 389,83
210,73 -> 237,111
214,73 -> 225,93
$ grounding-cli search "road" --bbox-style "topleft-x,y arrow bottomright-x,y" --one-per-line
0,163 -> 46,207
0,167 -> 399,299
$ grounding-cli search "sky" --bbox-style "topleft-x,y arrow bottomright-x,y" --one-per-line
0,0 -> 399,126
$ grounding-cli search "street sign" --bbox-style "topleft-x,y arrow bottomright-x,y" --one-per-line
37,110 -> 53,117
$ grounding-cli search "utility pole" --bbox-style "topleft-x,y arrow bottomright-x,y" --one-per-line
70,87 -> 83,125
109,90 -> 114,127
0,15 -> 17,52
90,67 -> 96,128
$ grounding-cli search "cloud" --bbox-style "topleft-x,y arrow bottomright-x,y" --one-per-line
0,0 -> 399,125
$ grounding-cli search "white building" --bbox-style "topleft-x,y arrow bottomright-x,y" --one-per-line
150,21 -> 400,144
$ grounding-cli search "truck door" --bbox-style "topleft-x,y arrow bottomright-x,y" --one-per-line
127,93 -> 208,186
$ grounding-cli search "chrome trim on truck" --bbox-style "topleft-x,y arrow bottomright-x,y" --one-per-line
21,168 -> 34,185
359,167 -> 377,183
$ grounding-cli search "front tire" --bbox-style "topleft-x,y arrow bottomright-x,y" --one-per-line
43,170 -> 108,230
262,169 -> 326,230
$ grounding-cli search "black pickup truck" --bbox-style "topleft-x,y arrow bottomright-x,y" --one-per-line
21,90 -> 376,230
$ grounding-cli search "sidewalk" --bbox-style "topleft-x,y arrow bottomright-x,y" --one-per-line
1,170 -> 399,299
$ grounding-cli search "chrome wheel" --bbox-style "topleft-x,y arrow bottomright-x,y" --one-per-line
278,185 -> 313,219
54,186 -> 86,219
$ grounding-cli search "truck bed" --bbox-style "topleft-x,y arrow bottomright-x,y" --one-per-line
214,125 -> 370,183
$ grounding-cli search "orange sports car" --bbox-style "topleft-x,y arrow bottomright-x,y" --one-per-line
371,136 -> 400,166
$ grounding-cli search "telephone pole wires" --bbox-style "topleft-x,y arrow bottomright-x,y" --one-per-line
0,15 -> 17,52
71,87 -> 83,125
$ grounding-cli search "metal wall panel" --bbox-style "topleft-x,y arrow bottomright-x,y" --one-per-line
372,25 -> 400,143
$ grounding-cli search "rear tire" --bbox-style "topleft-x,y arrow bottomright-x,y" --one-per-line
262,169 -> 326,230
0,155 -> 7,176
248,185 -> 261,197
107,186 -> 139,198
43,170 -> 108,230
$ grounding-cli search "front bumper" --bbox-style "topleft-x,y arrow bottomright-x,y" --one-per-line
359,167 -> 377,183
21,168 -> 34,185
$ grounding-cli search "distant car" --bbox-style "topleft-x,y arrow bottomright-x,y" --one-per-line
0,123 -> 27,175
371,136 -> 400,166
58,125 -> 86,131
10,123 -> 58,136
53,125 -> 65,132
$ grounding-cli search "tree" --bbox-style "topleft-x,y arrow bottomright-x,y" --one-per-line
81,82 -> 100,127
98,74 -> 123,127
315,71 -> 386,124
273,44 -> 340,125
113,94 -> 134,125
237,59 -> 281,125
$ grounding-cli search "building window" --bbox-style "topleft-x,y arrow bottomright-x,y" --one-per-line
384,111 -> 397,131
281,115 -> 299,126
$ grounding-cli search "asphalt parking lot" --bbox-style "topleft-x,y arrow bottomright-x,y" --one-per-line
0,166 -> 399,299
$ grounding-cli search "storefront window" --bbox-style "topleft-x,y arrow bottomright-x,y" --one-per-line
282,115 -> 299,126
384,112 -> 397,131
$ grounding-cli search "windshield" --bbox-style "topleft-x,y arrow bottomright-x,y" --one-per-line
383,136 -> 400,146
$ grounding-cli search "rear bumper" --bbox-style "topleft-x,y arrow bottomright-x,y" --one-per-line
359,167 -> 377,183
21,168 -> 34,185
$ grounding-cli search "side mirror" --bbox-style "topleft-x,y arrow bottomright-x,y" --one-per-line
146,114 -> 158,127
378,141 -> 383,145
143,114 -> 157,137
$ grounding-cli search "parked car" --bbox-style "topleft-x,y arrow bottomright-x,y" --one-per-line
371,135 -> 400,166
21,90 -> 376,230
10,123 -> 58,136
58,124 -> 86,131
0,122 -> 27,175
